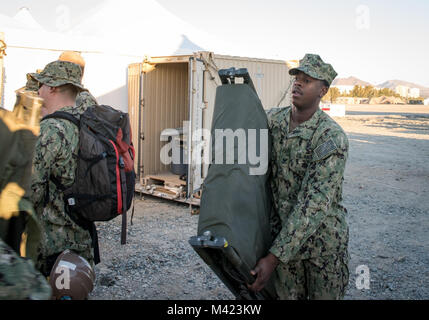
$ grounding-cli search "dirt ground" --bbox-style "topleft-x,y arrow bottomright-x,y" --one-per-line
90,104 -> 429,300
336,104 -> 429,299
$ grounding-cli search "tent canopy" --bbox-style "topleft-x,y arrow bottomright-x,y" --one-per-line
0,0 -> 222,111
68,0 -> 212,56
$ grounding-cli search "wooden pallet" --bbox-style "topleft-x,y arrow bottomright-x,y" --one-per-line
139,172 -> 201,207
144,172 -> 186,187
135,182 -> 200,207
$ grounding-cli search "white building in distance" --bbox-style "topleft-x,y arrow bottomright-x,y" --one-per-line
395,85 -> 420,98
409,88 -> 420,98
395,85 -> 409,97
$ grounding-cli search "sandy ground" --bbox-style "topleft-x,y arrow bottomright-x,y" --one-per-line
90,104 -> 429,300
337,104 -> 429,299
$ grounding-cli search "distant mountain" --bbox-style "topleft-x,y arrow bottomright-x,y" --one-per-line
377,80 -> 425,90
332,76 -> 372,87
377,80 -> 429,98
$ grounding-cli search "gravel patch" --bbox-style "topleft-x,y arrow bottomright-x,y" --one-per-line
89,196 -> 233,300
90,110 -> 429,300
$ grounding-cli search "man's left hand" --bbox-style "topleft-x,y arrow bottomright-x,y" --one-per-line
247,253 -> 279,292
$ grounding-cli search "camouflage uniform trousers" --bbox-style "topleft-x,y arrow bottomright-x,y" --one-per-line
26,61 -> 97,275
0,239 -> 51,300
34,206 -> 94,277
274,251 -> 349,300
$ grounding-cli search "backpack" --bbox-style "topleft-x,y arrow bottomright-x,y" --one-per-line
42,105 -> 136,248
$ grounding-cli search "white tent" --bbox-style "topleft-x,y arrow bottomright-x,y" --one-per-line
0,12 -> 32,30
1,6 -> 134,111
1,0 -> 230,111
13,7 -> 45,31
68,0 -> 213,56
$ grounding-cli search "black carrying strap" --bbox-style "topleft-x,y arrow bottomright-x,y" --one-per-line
48,178 -> 101,266
65,204 -> 101,265
42,111 -> 80,128
119,164 -> 127,245
130,198 -> 135,226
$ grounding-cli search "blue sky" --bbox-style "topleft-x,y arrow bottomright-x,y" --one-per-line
2,0 -> 429,87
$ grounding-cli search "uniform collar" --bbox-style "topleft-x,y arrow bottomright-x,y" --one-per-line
57,104 -> 81,116
287,107 -> 322,140
58,104 -> 76,112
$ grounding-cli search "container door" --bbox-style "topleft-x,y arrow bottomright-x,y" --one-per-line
127,63 -> 143,181
187,57 -> 205,197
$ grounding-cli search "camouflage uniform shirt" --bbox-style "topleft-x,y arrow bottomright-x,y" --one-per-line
0,109 -> 51,300
76,90 -> 98,110
31,103 -> 94,273
267,106 -> 349,264
0,239 -> 51,299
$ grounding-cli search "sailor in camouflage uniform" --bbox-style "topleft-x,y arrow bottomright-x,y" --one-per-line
0,96 -> 51,299
58,51 -> 98,110
29,61 -> 95,276
249,54 -> 349,299
21,53 -> 97,112
23,51 -> 98,109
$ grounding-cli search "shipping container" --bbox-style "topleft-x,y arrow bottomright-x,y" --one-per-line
128,51 -> 292,206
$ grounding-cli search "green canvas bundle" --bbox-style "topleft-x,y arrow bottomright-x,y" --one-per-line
191,70 -> 277,299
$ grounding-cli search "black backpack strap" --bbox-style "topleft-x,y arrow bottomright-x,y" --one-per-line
41,112 -> 79,206
65,205 -> 101,265
41,111 -> 79,204
119,161 -> 128,245
42,111 -> 80,128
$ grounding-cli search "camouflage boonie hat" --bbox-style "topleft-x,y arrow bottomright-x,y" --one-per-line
289,54 -> 337,86
29,60 -> 85,90
25,73 -> 39,92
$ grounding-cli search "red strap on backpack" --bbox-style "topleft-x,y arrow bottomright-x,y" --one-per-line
115,128 -> 135,173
